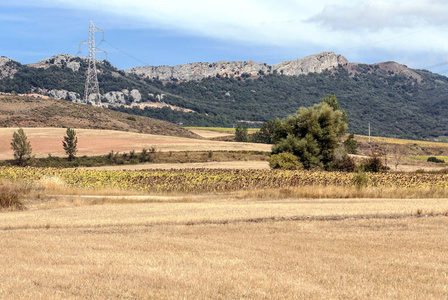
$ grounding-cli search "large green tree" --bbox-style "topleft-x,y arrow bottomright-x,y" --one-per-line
62,127 -> 78,161
11,128 -> 32,166
272,95 -> 348,170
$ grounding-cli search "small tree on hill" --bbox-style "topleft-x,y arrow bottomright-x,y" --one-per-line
62,127 -> 78,161
11,128 -> 32,166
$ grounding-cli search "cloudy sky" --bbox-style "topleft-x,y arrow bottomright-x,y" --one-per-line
1,0 -> 448,73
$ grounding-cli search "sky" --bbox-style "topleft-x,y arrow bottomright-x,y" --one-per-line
1,0 -> 448,73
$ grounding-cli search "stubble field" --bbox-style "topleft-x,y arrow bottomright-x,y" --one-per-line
1,127 -> 448,298
1,197 -> 447,299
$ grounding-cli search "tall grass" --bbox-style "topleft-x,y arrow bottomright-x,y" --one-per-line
234,185 -> 448,200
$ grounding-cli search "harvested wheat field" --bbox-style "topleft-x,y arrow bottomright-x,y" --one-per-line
1,196 -> 448,299
0,127 -> 271,160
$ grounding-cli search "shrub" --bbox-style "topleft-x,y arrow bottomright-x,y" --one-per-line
427,156 -> 445,163
269,153 -> 303,170
329,154 -> 356,172
352,171 -> 368,189
0,182 -> 25,210
129,150 -> 136,160
343,133 -> 357,154
360,155 -> 387,172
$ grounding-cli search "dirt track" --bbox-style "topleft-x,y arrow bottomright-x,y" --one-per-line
0,128 -> 271,160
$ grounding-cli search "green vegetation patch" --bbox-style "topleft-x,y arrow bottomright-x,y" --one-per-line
411,156 -> 448,163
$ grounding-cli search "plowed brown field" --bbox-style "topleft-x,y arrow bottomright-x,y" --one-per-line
0,127 -> 271,160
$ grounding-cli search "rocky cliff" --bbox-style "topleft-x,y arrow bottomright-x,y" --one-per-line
126,52 -> 348,81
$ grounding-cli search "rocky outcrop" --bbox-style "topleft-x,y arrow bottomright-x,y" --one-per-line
129,89 -> 142,102
0,56 -> 19,79
28,54 -> 82,72
48,89 -> 80,101
0,56 -> 13,67
104,91 -> 126,104
272,52 -> 348,76
103,89 -> 142,104
127,60 -> 269,81
126,52 -> 348,81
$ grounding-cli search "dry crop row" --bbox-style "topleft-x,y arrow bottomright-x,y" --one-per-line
1,167 -> 448,194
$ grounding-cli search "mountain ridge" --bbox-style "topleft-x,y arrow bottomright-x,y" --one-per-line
126,52 -> 348,81
0,52 -> 447,140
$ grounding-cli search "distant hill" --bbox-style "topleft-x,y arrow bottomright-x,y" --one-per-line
0,95 -> 200,139
0,52 -> 447,140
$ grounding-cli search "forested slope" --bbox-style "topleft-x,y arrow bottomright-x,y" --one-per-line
1,55 -> 447,140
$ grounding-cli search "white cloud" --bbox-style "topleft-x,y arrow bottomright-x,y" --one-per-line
6,0 -> 448,67
308,0 -> 448,31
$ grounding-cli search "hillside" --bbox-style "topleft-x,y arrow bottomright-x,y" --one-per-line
1,53 -> 448,140
0,95 -> 199,139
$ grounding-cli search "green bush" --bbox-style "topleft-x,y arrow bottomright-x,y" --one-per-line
329,154 -> 356,172
352,171 -> 369,189
427,156 -> 445,163
360,155 -> 387,172
269,153 -> 303,170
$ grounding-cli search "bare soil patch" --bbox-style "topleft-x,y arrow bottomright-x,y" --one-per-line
0,95 -> 199,138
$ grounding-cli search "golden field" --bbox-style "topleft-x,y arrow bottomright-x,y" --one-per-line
1,165 -> 448,298
1,126 -> 448,298
1,197 -> 448,299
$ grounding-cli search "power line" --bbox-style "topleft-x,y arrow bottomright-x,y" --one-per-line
103,40 -> 149,66
422,61 -> 448,70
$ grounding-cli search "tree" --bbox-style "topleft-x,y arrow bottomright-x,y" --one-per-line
250,119 -> 280,144
234,124 -> 248,142
62,127 -> 78,161
11,128 -> 32,166
391,145 -> 406,171
343,133 -> 357,154
271,95 -> 348,170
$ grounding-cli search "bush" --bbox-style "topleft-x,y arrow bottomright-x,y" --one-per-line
0,182 -> 25,210
352,171 -> 369,189
427,156 -> 445,163
343,133 -> 357,154
329,154 -> 356,172
360,155 -> 387,172
269,153 -> 303,170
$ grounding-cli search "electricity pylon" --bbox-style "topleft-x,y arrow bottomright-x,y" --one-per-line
79,21 -> 107,105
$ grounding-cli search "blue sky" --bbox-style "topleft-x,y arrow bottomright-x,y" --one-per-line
1,0 -> 448,73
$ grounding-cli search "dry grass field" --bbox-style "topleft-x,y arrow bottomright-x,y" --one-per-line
0,127 -> 271,160
1,196 -> 447,299
0,95 -> 199,138
2,123 -> 448,298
